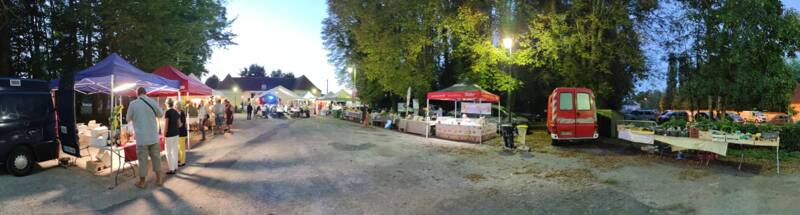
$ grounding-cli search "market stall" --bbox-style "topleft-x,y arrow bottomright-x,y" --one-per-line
424,82 -> 500,143
149,65 -> 213,149
617,120 -> 782,174
317,90 -> 353,117
50,53 -> 180,186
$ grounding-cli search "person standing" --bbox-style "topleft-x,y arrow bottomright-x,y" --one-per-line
213,99 -> 224,135
126,87 -> 164,188
246,101 -> 253,120
225,100 -> 234,133
163,98 -> 181,175
177,102 -> 188,167
197,101 -> 207,141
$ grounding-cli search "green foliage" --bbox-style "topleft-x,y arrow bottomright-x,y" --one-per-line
269,69 -> 295,79
322,0 -> 655,109
1,0 -> 235,79
204,75 -> 220,89
662,118 -> 687,129
690,118 -> 717,131
679,0 -> 800,111
240,64 -> 267,77
780,122 -> 800,152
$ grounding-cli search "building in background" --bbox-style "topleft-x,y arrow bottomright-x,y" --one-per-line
216,74 -> 321,106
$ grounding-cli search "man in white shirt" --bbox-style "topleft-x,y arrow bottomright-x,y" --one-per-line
126,87 -> 164,188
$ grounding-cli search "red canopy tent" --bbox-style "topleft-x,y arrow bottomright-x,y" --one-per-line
148,65 -> 212,96
148,65 -> 212,150
425,83 -> 501,141
426,83 -> 500,102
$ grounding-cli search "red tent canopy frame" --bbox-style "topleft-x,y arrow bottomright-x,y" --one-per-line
424,83 -> 501,143
426,83 -> 500,102
148,65 -> 212,96
147,65 -> 212,150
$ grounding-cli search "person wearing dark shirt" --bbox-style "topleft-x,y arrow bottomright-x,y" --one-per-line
246,102 -> 253,120
225,100 -> 234,134
177,102 -> 188,167
164,99 -> 181,174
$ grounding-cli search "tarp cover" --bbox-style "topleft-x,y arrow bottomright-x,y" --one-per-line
260,93 -> 280,104
426,82 -> 499,102
266,86 -> 300,101
319,89 -> 352,102
50,53 -> 179,94
148,65 -> 212,96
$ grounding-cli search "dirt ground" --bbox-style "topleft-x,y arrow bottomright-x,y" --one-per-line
1,116 -> 798,214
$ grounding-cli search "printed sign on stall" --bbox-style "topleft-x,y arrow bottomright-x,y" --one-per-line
461,102 -> 492,115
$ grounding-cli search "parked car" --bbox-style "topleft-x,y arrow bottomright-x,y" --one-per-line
740,111 -> 767,123
725,112 -> 745,124
657,110 -> 689,123
624,109 -> 659,121
546,87 -> 598,145
0,78 -> 59,176
769,113 -> 791,126
693,111 -> 715,121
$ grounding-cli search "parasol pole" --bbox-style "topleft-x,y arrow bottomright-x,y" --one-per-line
110,74 -> 115,145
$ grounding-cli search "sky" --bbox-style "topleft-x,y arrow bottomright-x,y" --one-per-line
204,0 -> 800,94
204,0 -> 340,93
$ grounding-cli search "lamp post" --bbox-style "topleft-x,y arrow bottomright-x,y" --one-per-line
502,37 -> 513,123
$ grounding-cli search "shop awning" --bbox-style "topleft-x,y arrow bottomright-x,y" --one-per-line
266,85 -> 300,101
426,82 -> 499,102
50,53 -> 179,95
319,89 -> 353,102
148,65 -> 213,96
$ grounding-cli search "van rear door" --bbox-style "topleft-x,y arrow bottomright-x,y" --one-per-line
574,89 -> 596,138
554,89 -> 576,138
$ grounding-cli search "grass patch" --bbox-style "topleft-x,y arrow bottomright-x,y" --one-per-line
602,179 -> 619,185
727,148 -> 800,160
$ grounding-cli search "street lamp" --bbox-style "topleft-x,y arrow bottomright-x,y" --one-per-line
502,37 -> 513,123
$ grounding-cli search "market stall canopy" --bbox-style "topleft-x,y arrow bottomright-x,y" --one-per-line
188,73 -> 202,82
50,53 -> 179,94
266,85 -> 300,101
319,89 -> 353,102
260,93 -> 280,104
148,65 -> 212,96
426,82 -> 499,102
300,91 -> 317,100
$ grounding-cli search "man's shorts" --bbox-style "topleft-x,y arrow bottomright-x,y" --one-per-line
216,115 -> 224,126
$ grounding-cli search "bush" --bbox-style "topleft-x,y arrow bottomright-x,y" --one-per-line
662,118 -> 687,129
780,123 -> 800,152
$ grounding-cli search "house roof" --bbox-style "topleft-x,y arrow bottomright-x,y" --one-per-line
216,75 -> 320,93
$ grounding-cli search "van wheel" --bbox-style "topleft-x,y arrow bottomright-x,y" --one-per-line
6,146 -> 34,176
551,139 -> 560,146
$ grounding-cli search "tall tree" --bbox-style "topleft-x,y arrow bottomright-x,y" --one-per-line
205,74 -> 220,89
240,64 -> 266,77
269,69 -> 294,78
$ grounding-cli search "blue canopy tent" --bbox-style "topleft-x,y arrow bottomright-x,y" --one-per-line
50,53 -> 180,94
260,93 -> 280,105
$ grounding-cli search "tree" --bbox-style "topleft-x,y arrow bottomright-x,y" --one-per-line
0,1 -> 235,80
680,0 -> 800,112
269,69 -> 295,78
239,64 -> 266,77
205,74 -> 220,89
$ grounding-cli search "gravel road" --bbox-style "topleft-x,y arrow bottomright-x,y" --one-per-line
0,116 -> 797,214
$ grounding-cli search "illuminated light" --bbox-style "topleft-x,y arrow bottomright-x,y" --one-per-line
502,37 -> 513,50
112,83 -> 136,93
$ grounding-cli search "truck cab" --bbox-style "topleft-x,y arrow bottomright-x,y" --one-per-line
546,87 -> 598,145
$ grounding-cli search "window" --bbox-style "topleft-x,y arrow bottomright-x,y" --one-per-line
577,93 -> 591,110
0,94 -> 50,123
559,93 -> 573,110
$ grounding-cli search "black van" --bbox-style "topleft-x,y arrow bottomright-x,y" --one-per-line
0,78 -> 59,176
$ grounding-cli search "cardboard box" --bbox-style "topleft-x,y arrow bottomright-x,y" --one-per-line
85,160 -> 106,174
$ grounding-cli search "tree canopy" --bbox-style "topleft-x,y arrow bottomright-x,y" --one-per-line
322,0 -> 657,110
269,69 -> 295,78
240,64 -> 267,77
0,0 -> 235,79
